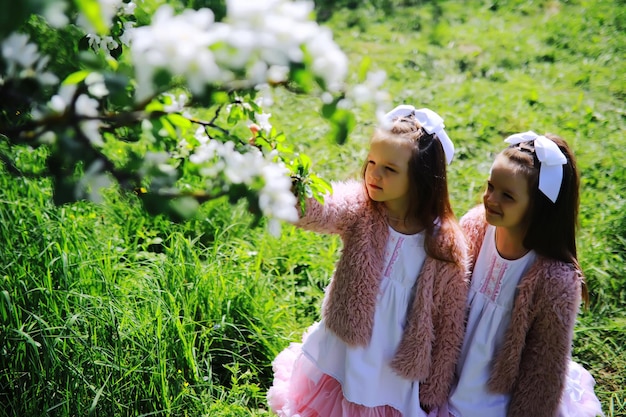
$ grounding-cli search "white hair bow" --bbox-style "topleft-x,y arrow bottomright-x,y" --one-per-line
504,131 -> 567,203
384,104 -> 455,164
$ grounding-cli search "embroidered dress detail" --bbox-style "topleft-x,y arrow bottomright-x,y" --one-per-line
384,235 -> 405,278
268,227 -> 428,417
479,257 -> 507,302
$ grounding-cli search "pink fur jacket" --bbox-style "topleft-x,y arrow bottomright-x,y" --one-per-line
460,205 -> 583,417
296,180 -> 470,409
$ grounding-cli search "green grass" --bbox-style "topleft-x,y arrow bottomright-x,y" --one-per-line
1,0 -> 625,416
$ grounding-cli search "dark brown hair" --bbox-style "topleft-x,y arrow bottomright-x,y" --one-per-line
501,133 -> 588,303
362,115 -> 461,264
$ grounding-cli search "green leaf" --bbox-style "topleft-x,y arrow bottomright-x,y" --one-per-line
357,56 -> 372,82
247,99 -> 262,114
227,105 -> 244,124
298,153 -> 312,170
89,374 -> 110,416
14,328 -> 41,348
160,118 -> 177,138
63,70 -> 91,86
212,91 -> 230,104
311,175 -> 332,194
0,290 -> 13,322
328,109 -> 356,145
321,100 -> 337,119
290,67 -> 315,94
166,113 -> 192,129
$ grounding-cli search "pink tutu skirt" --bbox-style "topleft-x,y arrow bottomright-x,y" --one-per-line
267,341 -> 403,417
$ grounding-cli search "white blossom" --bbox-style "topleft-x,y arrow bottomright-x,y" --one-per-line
1,33 -> 59,86
194,126 -> 210,145
78,0 -> 137,55
258,162 -> 298,236
42,0 -> 69,28
80,120 -> 104,146
119,21 -> 136,46
74,94 -> 103,145
345,70 -> 390,115
76,0 -> 132,34
75,94 -> 99,117
2,34 -> 37,71
75,159 -> 112,203
85,72 -> 109,98
48,84 -> 78,114
254,112 -> 273,135
123,2 -> 137,15
129,6 -> 228,100
38,131 -> 57,145
128,0 -> 348,100
267,65 -> 289,84
86,34 -> 119,55
163,93 -> 189,113
188,132 -> 298,232
140,152 -> 176,178
38,72 -> 60,86
255,84 -> 274,107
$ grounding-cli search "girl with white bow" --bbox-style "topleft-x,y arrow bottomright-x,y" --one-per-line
445,132 -> 604,417
267,105 -> 470,417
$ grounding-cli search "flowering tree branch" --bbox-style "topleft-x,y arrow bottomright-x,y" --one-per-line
0,0 -> 390,235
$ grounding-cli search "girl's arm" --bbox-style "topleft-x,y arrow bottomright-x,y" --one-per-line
295,180 -> 367,235
503,264 -> 581,417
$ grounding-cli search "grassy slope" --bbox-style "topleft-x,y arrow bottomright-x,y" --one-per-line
0,0 -> 624,416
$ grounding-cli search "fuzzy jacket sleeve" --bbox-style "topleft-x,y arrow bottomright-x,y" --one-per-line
295,180 -> 368,235
390,222 -> 471,410
499,261 -> 581,417
419,255 -> 470,409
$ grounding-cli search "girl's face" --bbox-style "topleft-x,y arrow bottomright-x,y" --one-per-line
483,154 -> 531,234
364,137 -> 412,211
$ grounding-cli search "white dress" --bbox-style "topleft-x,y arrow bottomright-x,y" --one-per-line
268,227 -> 428,417
448,225 -> 536,417
447,226 -> 604,417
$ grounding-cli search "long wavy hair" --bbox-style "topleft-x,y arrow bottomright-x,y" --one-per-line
501,133 -> 588,303
362,115 -> 461,264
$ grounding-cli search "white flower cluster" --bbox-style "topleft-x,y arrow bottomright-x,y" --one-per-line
0,33 -> 58,86
189,127 -> 298,235
224,0 -> 347,90
347,70 -> 389,107
34,73 -> 109,147
129,0 -> 348,101
320,68 -> 391,121
76,0 -> 136,33
81,1 -> 137,56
